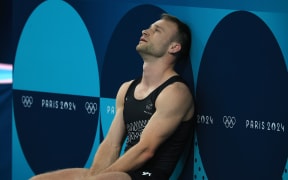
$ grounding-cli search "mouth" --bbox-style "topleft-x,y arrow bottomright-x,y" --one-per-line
140,37 -> 147,42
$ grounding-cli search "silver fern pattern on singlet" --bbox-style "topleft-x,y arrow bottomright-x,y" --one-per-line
126,119 -> 148,144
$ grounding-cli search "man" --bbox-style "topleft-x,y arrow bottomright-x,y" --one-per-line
31,13 -> 194,180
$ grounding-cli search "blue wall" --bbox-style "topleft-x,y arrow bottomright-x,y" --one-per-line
1,0 -> 287,179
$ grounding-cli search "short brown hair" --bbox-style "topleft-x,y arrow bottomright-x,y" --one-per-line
161,13 -> 192,62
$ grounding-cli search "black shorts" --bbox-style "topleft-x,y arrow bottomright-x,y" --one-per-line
127,169 -> 169,180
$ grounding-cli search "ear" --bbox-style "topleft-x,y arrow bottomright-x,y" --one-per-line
168,42 -> 181,54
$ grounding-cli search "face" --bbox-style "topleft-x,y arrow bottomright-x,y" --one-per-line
136,19 -> 179,58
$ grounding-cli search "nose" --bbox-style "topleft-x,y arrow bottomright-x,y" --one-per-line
142,29 -> 149,36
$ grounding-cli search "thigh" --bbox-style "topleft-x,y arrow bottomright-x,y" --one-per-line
85,172 -> 132,180
30,168 -> 89,180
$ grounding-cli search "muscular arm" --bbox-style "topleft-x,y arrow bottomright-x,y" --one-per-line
89,81 -> 132,175
101,82 -> 194,173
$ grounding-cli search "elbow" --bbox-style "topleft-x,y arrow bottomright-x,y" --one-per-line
136,139 -> 157,162
142,147 -> 155,161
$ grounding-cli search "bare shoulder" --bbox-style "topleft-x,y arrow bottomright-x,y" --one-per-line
117,80 -> 134,95
162,81 -> 192,99
115,80 -> 134,104
155,81 -> 194,121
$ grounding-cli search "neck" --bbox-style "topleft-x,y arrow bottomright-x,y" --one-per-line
141,59 -> 177,87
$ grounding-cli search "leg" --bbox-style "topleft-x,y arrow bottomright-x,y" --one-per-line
85,172 -> 132,180
29,168 -> 89,180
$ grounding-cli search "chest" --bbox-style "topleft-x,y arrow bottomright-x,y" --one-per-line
134,84 -> 157,100
123,92 -> 156,125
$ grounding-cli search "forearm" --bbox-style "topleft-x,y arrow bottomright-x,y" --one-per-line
89,142 -> 121,175
102,144 -> 154,173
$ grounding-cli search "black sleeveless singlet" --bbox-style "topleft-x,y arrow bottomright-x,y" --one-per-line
123,75 -> 194,178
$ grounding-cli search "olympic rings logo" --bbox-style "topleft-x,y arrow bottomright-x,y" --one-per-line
223,116 -> 236,128
22,96 -> 33,108
85,102 -> 98,114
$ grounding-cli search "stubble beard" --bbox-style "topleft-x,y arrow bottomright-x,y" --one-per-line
136,44 -> 164,58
